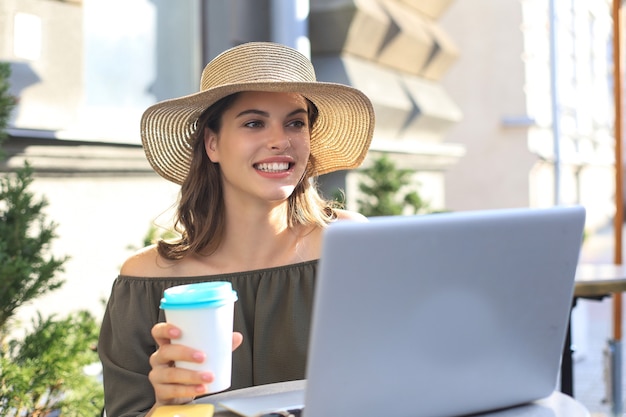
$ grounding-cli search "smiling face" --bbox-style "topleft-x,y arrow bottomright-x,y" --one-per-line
204,91 -> 312,206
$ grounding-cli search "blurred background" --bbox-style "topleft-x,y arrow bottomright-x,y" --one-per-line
0,0 -> 621,415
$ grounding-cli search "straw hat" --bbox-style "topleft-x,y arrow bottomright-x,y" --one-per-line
140,42 -> 375,185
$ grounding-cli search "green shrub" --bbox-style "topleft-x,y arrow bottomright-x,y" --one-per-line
357,155 -> 430,217
0,311 -> 103,417
0,62 -> 14,152
0,61 -> 104,416
0,164 -> 67,332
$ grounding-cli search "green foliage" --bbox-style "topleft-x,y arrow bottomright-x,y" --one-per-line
0,311 -> 103,417
0,164 -> 68,333
357,155 -> 430,217
0,60 -> 103,416
0,62 -> 15,155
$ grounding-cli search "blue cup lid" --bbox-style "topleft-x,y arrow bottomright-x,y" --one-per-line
160,281 -> 238,310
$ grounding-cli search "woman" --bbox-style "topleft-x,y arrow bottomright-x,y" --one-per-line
98,42 -> 375,417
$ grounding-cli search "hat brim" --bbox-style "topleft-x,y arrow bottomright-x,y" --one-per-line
141,81 -> 375,185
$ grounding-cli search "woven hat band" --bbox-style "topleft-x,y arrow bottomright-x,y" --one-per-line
201,43 -> 316,91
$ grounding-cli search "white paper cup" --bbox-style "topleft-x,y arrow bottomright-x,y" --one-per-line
160,281 -> 238,393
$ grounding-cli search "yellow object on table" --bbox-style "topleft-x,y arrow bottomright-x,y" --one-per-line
152,403 -> 214,417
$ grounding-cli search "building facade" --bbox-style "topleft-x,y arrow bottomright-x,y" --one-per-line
440,0 -> 615,230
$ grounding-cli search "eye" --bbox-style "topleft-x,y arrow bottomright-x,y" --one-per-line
286,119 -> 307,129
244,120 -> 264,128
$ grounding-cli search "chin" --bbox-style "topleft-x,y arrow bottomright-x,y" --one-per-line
267,186 -> 297,202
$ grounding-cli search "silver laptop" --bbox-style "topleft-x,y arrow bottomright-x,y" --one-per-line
216,206 -> 586,417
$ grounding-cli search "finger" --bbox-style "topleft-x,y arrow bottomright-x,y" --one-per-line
150,343 -> 205,368
232,332 -> 243,351
150,367 -> 214,403
150,365 -> 214,388
152,322 -> 182,346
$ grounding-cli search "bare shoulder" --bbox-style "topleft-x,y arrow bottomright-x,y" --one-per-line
334,209 -> 368,222
119,244 -> 178,277
294,210 -> 366,260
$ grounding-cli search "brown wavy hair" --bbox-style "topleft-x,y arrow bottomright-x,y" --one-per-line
157,92 -> 341,261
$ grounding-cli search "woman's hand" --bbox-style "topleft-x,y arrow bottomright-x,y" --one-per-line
148,322 -> 243,408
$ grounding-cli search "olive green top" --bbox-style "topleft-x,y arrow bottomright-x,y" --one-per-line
98,260 -> 318,417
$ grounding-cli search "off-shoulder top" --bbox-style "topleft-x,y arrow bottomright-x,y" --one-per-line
98,260 -> 318,417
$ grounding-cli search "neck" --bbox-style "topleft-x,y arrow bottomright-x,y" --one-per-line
211,200 -> 303,271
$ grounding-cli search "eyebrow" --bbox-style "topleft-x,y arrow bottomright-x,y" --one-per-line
235,108 -> 308,119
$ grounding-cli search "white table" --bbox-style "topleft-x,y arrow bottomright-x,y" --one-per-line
196,380 -> 590,417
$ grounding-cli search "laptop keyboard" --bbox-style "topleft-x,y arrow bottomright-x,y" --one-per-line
258,408 -> 303,417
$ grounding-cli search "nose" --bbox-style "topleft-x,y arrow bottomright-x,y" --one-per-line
268,131 -> 291,152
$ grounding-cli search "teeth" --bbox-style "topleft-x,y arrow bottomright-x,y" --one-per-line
256,162 -> 290,172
